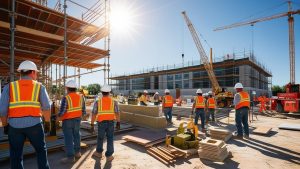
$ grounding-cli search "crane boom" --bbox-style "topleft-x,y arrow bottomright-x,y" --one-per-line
181,11 -> 221,93
214,1 -> 300,84
214,10 -> 300,31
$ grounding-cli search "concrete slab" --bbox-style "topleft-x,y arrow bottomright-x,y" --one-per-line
278,123 -> 300,131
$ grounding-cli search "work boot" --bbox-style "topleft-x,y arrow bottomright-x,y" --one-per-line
60,157 -> 75,164
93,151 -> 103,159
106,155 -> 114,162
244,135 -> 250,140
233,135 -> 244,140
75,152 -> 82,158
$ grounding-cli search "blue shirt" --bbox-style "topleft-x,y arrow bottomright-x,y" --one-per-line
92,96 -> 119,115
58,93 -> 86,117
0,76 -> 51,128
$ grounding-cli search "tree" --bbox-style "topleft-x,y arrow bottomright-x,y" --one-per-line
87,84 -> 101,95
272,85 -> 285,96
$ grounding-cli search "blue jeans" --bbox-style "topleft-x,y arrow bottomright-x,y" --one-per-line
96,120 -> 114,157
194,108 -> 205,129
207,108 -> 215,122
8,123 -> 50,169
62,118 -> 81,157
235,107 -> 249,136
163,107 -> 173,123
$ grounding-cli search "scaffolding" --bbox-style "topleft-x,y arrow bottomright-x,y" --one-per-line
0,0 -> 110,98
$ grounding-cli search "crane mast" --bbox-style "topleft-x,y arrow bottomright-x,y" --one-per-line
181,11 -> 221,94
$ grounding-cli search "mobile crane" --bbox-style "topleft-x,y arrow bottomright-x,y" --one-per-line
182,11 -> 233,107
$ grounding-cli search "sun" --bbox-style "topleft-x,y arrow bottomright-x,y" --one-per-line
110,1 -> 137,36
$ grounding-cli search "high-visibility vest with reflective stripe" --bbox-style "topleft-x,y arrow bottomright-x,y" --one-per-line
97,97 -> 115,122
235,91 -> 250,110
164,95 -> 173,108
62,93 -> 83,120
8,80 -> 42,118
208,98 -> 216,109
195,96 -> 205,108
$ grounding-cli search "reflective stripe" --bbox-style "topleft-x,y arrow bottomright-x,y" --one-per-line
11,81 -> 19,102
9,101 -> 41,108
66,95 -> 82,112
98,98 -> 114,114
195,96 -> 205,108
31,82 -> 41,101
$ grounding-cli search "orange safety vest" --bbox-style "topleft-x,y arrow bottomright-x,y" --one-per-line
8,80 -> 42,118
62,93 -> 83,120
207,98 -> 216,109
97,97 -> 116,122
164,95 -> 173,108
235,91 -> 250,110
195,96 -> 205,108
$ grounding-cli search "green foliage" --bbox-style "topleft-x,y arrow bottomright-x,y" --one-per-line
87,84 -> 101,95
272,85 -> 285,96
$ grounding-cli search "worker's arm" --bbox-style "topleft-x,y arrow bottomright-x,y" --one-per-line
233,93 -> 240,107
191,97 -> 196,114
162,96 -> 165,111
91,100 -> 98,125
0,85 -> 9,126
114,101 -> 120,122
57,96 -> 67,121
81,96 -> 87,116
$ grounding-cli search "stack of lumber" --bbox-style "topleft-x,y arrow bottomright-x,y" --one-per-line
122,130 -> 166,147
198,138 -> 229,162
119,104 -> 166,129
147,146 -> 185,165
209,127 -> 232,142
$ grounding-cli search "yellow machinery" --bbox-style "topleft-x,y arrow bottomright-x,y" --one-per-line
182,11 -> 233,107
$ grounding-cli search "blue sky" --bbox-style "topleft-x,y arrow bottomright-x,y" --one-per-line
49,0 -> 300,86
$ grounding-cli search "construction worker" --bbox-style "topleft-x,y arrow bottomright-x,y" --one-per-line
139,90 -> 148,106
0,60 -> 51,169
234,82 -> 250,139
258,95 -> 267,113
153,92 -> 160,105
162,89 -> 174,125
206,91 -> 216,123
191,89 -> 206,131
91,84 -> 120,162
58,80 -> 86,163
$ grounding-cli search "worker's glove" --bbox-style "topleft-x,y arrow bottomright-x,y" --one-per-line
116,122 -> 121,130
44,121 -> 50,133
90,123 -> 95,133
3,125 -> 9,135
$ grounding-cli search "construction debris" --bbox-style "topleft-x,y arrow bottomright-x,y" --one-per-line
209,127 -> 232,142
198,138 -> 229,162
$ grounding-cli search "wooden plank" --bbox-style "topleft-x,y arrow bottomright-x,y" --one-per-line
148,147 -> 174,162
252,126 -> 272,135
145,138 -> 166,148
278,123 -> 300,131
157,147 -> 176,159
147,149 -> 170,165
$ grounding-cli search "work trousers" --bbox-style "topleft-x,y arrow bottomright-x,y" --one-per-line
8,123 -> 50,169
206,108 -> 215,122
62,118 -> 81,158
194,108 -> 205,129
235,107 -> 249,136
96,120 -> 114,157
163,107 -> 173,123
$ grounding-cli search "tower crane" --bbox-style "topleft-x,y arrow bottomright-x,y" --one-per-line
214,1 -> 300,84
182,11 -> 233,107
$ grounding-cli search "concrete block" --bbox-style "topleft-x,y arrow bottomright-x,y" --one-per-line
120,112 -> 134,123
131,114 -> 166,129
119,104 -> 162,117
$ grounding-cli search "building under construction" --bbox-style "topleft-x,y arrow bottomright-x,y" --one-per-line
111,52 -> 272,97
0,0 -> 110,97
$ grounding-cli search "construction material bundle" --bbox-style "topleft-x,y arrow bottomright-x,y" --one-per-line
209,127 -> 232,142
147,146 -> 185,165
119,105 -> 166,129
198,138 -> 229,162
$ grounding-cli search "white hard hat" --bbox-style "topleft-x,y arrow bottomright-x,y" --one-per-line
208,91 -> 213,95
17,60 -> 39,72
101,84 -> 111,92
196,89 -> 202,94
143,90 -> 148,93
155,92 -> 159,95
234,83 -> 243,89
164,89 -> 170,93
66,80 -> 77,88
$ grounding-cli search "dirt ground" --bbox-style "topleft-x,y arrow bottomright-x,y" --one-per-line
1,112 -> 300,169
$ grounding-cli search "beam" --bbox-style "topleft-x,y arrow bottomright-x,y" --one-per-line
10,0 -> 16,82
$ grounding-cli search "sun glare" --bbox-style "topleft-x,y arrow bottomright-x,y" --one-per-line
110,3 -> 137,36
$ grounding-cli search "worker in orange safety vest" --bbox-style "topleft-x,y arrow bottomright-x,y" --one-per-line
191,89 -> 206,131
162,89 -> 174,125
91,84 -> 120,162
233,83 -> 250,140
58,80 -> 86,163
206,91 -> 216,123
